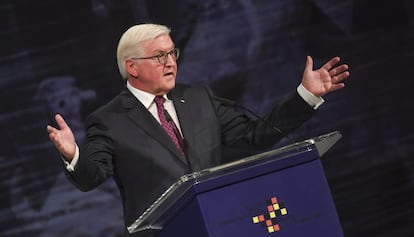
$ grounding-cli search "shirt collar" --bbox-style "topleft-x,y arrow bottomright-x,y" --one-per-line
126,81 -> 169,109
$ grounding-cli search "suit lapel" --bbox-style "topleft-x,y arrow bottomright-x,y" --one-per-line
169,86 -> 196,159
119,89 -> 186,163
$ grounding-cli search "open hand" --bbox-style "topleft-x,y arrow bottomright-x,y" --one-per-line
301,56 -> 350,97
47,114 -> 76,160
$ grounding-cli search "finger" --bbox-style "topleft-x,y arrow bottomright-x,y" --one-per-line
48,131 -> 60,146
329,83 -> 345,92
55,114 -> 69,130
46,125 -> 57,133
48,132 -> 57,143
329,64 -> 349,76
322,56 -> 340,71
304,56 -> 313,72
332,71 -> 350,83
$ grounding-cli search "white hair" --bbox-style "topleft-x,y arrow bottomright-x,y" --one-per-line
116,24 -> 171,79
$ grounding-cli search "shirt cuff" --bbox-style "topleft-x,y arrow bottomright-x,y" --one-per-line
63,144 -> 79,172
297,84 -> 325,110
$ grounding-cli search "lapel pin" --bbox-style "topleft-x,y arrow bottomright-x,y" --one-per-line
180,99 -> 185,103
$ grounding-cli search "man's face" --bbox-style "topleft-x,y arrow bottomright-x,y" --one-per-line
128,34 -> 177,96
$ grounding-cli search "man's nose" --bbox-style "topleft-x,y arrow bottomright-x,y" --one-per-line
164,53 -> 176,66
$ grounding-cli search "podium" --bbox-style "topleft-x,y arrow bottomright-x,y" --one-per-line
128,131 -> 344,237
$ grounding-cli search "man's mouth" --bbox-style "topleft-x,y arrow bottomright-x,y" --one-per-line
164,72 -> 174,77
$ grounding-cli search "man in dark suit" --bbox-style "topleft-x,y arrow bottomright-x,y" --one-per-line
47,23 -> 349,236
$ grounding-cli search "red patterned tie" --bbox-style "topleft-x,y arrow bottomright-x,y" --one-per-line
154,96 -> 186,157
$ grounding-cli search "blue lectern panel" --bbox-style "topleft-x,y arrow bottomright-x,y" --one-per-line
196,157 -> 343,236
157,150 -> 343,237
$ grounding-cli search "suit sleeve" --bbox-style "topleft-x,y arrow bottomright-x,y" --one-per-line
64,113 -> 115,192
210,88 -> 316,149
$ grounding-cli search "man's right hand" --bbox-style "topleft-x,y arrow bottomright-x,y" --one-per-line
47,114 -> 76,161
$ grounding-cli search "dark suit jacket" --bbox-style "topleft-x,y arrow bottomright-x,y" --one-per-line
65,83 -> 315,236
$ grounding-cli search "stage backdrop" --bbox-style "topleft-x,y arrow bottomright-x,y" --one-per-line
1,0 -> 414,236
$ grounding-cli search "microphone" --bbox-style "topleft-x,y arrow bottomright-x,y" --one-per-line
212,95 -> 295,144
163,109 -> 173,123
163,108 -> 186,147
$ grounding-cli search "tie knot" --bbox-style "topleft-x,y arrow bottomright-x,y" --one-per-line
154,96 -> 166,106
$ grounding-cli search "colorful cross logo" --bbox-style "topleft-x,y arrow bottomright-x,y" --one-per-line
252,197 -> 288,233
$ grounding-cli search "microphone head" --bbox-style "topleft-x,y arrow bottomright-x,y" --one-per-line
163,109 -> 173,122
213,95 -> 236,106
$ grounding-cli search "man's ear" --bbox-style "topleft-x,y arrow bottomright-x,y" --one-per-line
125,59 -> 139,78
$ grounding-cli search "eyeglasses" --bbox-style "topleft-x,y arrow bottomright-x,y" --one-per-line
131,48 -> 180,65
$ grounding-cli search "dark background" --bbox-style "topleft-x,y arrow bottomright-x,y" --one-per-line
1,0 -> 413,236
